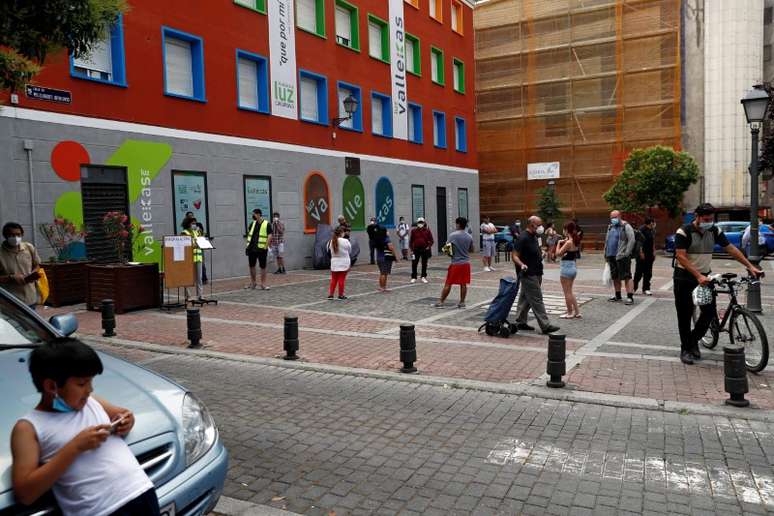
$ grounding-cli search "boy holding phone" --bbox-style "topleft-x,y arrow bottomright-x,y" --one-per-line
10,338 -> 160,515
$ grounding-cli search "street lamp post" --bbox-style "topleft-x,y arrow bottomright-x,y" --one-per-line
741,87 -> 770,313
332,94 -> 359,128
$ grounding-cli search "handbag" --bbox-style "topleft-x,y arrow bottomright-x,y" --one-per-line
37,268 -> 49,305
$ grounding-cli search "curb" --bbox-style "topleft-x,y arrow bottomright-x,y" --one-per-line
211,496 -> 300,515
79,334 -> 774,423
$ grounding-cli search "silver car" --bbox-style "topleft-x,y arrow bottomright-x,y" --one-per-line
0,288 -> 228,515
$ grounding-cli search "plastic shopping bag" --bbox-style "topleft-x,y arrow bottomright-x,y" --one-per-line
37,268 -> 49,305
602,262 -> 612,288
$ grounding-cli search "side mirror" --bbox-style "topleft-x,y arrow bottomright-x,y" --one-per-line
49,314 -> 79,336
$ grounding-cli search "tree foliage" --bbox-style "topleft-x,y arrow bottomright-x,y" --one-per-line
603,145 -> 699,217
536,186 -> 562,225
0,0 -> 127,91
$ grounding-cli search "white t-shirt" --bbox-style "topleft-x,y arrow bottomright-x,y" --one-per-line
21,397 -> 154,516
481,223 -> 496,241
328,237 -> 352,272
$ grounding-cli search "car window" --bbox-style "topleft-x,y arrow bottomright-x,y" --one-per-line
0,294 -> 50,345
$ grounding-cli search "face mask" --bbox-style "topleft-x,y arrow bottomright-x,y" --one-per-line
273,217 -> 279,222
52,393 -> 76,413
699,222 -> 714,230
5,236 -> 21,246
536,226 -> 545,235
610,218 -> 620,225
418,223 -> 425,228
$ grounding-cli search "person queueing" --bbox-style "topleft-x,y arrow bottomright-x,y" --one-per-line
397,217 -> 411,261
604,210 -> 636,305
673,203 -> 761,365
633,217 -> 657,295
181,217 -> 204,302
374,226 -> 398,292
432,217 -> 474,308
409,217 -> 433,284
366,217 -> 378,265
0,222 -> 41,308
185,210 -> 208,283
480,216 -> 497,272
511,216 -> 560,335
327,226 -> 351,300
271,212 -> 287,274
245,208 -> 272,290
556,221 -> 581,319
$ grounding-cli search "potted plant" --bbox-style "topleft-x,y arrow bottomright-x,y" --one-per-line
85,211 -> 160,313
37,218 -> 90,306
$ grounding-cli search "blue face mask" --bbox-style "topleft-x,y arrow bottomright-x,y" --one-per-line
611,218 -> 620,225
699,222 -> 714,230
52,394 -> 76,413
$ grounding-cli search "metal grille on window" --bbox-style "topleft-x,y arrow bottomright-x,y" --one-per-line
368,22 -> 382,59
297,0 -> 317,32
336,6 -> 352,46
164,37 -> 194,97
300,76 -> 318,121
338,88 -> 354,129
372,97 -> 383,135
74,33 -> 113,81
238,58 -> 259,109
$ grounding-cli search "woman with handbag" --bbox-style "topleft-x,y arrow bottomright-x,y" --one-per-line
327,226 -> 351,300
374,226 -> 398,292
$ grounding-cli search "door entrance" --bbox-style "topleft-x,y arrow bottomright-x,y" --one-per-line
436,187 -> 447,252
81,165 -> 130,263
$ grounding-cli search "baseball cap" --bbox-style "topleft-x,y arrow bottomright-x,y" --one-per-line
417,217 -> 425,223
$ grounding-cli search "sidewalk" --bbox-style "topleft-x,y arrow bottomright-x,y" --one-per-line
45,255 -> 774,414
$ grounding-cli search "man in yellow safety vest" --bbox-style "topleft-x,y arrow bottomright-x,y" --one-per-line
181,217 -> 204,300
245,208 -> 272,290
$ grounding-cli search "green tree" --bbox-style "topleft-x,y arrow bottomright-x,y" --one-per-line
536,186 -> 562,225
603,145 -> 699,217
0,0 -> 127,92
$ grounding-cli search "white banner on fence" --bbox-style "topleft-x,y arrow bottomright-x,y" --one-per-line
527,162 -> 560,180
268,0 -> 298,119
389,0 -> 408,140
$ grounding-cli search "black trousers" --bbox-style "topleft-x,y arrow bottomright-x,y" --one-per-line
369,240 -> 376,264
674,274 -> 716,354
109,489 -> 160,516
634,256 -> 654,291
411,248 -> 431,279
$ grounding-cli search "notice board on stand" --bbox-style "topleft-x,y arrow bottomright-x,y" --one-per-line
163,235 -> 194,288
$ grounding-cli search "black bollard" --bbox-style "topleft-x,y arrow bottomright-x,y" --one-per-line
399,324 -> 417,373
187,308 -> 202,349
546,334 -> 566,388
283,316 -> 299,360
101,299 -> 116,337
724,346 -> 750,407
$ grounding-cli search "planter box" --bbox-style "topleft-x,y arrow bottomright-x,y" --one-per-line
86,263 -> 160,314
43,261 -> 91,307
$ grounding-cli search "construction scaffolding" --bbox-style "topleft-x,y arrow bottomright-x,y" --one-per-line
474,0 -> 682,221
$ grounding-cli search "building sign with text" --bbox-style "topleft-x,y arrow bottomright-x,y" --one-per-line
342,176 -> 365,231
268,0 -> 298,119
243,176 -> 272,232
389,0 -> 408,140
304,172 -> 330,233
375,177 -> 395,228
527,162 -> 560,180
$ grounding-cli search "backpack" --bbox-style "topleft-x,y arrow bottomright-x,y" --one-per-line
631,228 -> 644,258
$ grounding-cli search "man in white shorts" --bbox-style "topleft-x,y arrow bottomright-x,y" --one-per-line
480,216 -> 497,272
271,212 -> 286,274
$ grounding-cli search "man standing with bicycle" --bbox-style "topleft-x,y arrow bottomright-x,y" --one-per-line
674,203 -> 762,365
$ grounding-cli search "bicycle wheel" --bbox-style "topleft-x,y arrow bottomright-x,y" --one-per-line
692,306 -> 720,349
729,307 -> 769,373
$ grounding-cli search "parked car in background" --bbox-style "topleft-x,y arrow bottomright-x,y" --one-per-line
664,221 -> 774,256
480,225 -> 515,252
0,288 -> 228,516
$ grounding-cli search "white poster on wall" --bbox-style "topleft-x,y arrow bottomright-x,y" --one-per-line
527,162 -> 560,180
268,0 -> 298,119
389,0 -> 408,140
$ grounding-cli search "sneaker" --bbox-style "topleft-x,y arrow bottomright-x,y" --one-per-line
489,266 -> 496,271
484,267 -> 491,272
690,348 -> 701,360
338,295 -> 348,300
327,295 -> 334,300
516,323 -> 535,331
644,290 -> 653,296
624,297 -> 634,306
410,278 -> 416,284
421,277 -> 428,284
608,296 -> 621,302
541,325 -> 561,335
680,352 -> 694,365
274,270 -> 282,274
457,302 -> 466,308
431,302 -> 445,308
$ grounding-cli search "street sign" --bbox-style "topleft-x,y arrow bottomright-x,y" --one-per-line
25,85 -> 72,104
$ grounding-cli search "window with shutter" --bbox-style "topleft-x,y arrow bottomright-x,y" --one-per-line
453,62 -> 461,91
74,36 -> 113,80
338,87 -> 353,129
433,112 -> 446,148
451,1 -> 463,32
297,0 -> 317,33
405,40 -> 414,73
431,52 -> 438,82
336,6 -> 351,46
300,76 -> 319,121
368,22 -> 382,60
407,106 -> 414,139
165,37 -> 194,97
371,96 -> 383,135
238,58 -> 259,110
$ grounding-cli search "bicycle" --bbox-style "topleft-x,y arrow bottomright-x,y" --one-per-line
693,272 -> 769,373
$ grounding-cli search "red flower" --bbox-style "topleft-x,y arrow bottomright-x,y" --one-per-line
119,230 -> 129,238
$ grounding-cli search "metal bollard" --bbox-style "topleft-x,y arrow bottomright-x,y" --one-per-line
399,324 -> 417,373
546,334 -> 566,388
101,299 -> 116,337
187,308 -> 202,349
724,346 -> 749,407
283,316 -> 299,360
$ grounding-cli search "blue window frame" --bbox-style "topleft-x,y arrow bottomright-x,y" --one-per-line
454,116 -> 467,152
70,15 -> 127,87
162,27 -> 206,102
433,110 -> 447,149
236,50 -> 269,113
336,81 -> 363,132
408,102 -> 423,144
371,91 -> 393,138
299,69 -> 329,125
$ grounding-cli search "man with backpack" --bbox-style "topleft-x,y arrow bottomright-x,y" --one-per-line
633,217 -> 656,295
604,210 -> 636,305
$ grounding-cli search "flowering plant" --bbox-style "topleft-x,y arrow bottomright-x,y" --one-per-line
37,217 -> 87,262
102,211 -> 144,263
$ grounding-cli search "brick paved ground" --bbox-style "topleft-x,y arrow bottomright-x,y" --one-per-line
101,349 -> 774,515
44,253 -> 774,411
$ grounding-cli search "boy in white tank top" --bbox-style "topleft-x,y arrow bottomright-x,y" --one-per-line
10,339 -> 159,516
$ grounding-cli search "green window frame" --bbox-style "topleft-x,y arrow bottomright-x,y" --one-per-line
453,58 -> 465,93
233,0 -> 266,14
297,0 -> 326,39
367,14 -> 389,64
405,33 -> 421,76
430,46 -> 444,86
335,0 -> 360,51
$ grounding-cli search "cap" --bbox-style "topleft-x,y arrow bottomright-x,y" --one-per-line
417,217 -> 425,223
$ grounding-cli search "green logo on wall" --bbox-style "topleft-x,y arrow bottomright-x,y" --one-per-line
342,176 -> 365,230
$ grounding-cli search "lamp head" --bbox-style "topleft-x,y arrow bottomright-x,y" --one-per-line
742,87 -> 770,124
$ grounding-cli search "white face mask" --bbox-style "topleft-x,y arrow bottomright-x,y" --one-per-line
5,236 -> 21,247
536,226 -> 545,235
417,223 -> 425,228
274,217 -> 279,222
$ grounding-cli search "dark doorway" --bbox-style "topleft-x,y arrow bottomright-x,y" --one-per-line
436,186 -> 447,252
81,165 -> 130,263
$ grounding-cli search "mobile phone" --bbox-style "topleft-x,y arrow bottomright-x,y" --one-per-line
109,415 -> 127,434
